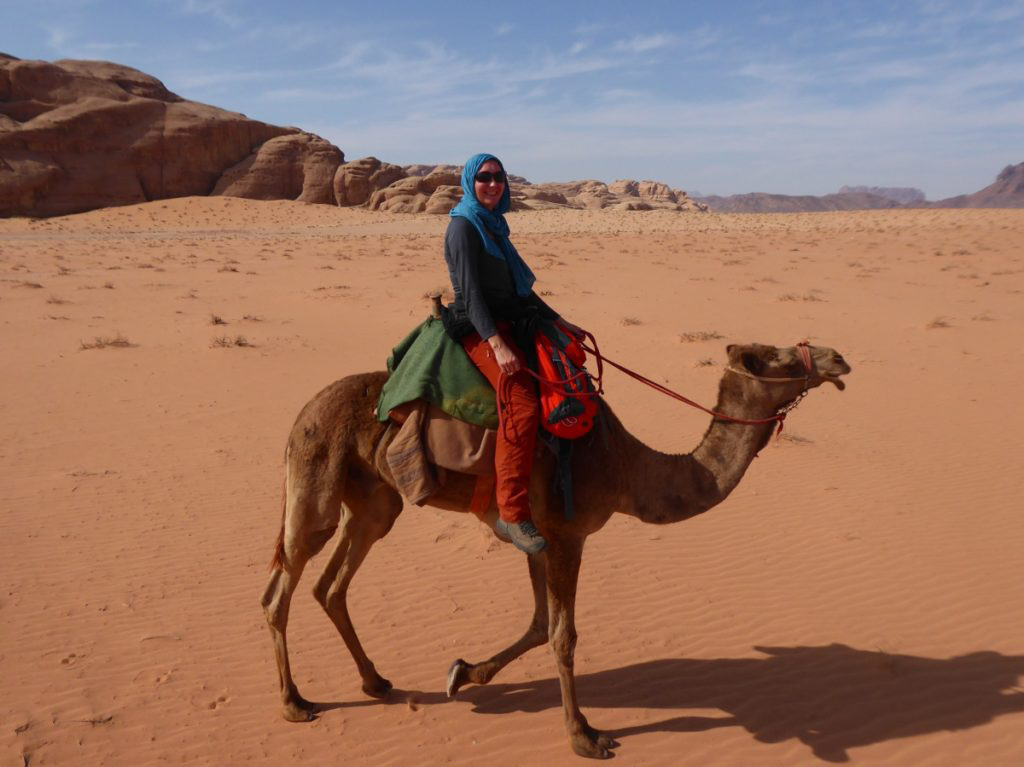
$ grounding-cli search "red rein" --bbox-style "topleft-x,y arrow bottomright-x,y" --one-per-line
520,331 -> 813,434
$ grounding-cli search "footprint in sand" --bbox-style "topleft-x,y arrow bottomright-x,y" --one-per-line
208,694 -> 230,710
61,652 -> 82,666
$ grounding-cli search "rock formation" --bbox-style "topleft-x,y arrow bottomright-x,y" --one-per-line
931,162 -> 1024,209
214,133 -> 342,204
0,54 -> 343,217
367,171 -> 461,214
1,55 -> 710,218
838,185 -> 926,204
695,191 -> 901,214
515,179 -> 708,212
334,156 -> 406,207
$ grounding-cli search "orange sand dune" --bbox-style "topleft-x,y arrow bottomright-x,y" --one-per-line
2,198 -> 1023,765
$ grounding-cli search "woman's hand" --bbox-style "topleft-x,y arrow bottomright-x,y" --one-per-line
488,334 -> 521,376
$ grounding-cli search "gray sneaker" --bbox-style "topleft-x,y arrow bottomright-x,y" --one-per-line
495,518 -> 547,554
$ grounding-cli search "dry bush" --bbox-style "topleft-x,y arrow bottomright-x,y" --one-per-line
80,334 -> 134,350
926,316 -> 952,329
210,314 -> 227,325
621,317 -> 642,326
47,295 -> 70,305
211,335 -> 253,348
694,357 -> 716,367
778,432 -> 814,445
678,330 -> 723,343
15,280 -> 44,289
778,293 -> 825,302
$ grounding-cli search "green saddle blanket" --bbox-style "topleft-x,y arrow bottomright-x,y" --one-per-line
376,317 -> 499,430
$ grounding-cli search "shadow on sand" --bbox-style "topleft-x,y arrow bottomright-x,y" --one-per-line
438,643 -> 1024,762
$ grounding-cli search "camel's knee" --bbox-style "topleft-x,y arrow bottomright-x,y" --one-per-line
311,574 -> 332,609
317,582 -> 351,615
312,565 -> 352,611
260,570 -> 280,608
550,626 -> 577,664
527,617 -> 549,646
261,572 -> 290,626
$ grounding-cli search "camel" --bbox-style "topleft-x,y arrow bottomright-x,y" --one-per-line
260,340 -> 850,759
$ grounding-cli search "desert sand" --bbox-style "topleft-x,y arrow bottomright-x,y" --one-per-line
2,198 -> 1023,765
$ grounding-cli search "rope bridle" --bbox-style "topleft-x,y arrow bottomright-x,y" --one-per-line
518,331 -> 815,436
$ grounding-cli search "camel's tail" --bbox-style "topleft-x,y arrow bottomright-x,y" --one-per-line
269,452 -> 288,571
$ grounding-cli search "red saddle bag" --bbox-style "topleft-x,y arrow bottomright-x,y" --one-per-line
534,322 -> 599,439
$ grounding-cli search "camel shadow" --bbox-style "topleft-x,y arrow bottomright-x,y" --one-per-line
454,643 -> 1024,762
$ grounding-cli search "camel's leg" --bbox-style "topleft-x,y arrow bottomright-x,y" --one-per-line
546,538 -> 618,759
445,552 -> 548,697
312,483 -> 403,699
261,494 -> 339,722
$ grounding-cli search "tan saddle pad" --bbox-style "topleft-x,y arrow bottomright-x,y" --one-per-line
384,400 -> 496,507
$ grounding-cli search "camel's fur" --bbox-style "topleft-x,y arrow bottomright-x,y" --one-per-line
260,342 -> 850,758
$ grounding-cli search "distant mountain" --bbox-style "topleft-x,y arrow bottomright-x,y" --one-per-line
931,162 -> 1024,209
695,191 -> 900,214
696,164 -> 1024,213
838,185 -> 925,204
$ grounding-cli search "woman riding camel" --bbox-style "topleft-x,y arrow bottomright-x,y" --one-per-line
442,152 -> 584,555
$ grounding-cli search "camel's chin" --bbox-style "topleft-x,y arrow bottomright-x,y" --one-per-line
823,376 -> 846,391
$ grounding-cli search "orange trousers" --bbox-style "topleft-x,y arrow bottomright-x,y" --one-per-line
461,331 -> 538,524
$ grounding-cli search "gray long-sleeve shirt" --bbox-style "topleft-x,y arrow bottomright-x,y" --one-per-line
443,216 -> 557,340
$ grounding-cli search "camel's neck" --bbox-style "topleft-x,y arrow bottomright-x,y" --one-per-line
617,376 -> 779,525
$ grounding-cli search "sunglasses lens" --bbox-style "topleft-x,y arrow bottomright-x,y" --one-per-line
475,171 -> 506,183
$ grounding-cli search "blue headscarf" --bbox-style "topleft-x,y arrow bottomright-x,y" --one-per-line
450,152 -> 535,298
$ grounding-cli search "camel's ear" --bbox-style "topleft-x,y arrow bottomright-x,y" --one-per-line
741,352 -> 765,376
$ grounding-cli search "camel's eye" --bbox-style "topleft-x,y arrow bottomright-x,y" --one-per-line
833,353 -> 845,365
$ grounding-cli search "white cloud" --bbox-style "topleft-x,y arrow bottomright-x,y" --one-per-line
44,25 -> 73,50
612,33 -> 675,54
181,0 -> 242,27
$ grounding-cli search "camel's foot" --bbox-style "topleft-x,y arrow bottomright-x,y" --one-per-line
570,730 -> 613,760
446,658 -> 472,698
585,723 -> 619,751
281,693 -> 317,723
361,672 -> 393,699
569,720 -> 618,759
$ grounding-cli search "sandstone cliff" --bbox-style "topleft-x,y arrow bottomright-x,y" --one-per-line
0,54 -> 343,217
1,55 -> 709,218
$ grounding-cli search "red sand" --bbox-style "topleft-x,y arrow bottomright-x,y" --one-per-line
2,198 -> 1023,765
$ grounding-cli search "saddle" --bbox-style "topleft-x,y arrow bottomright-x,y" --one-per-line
380,399 -> 497,512
376,299 -> 597,517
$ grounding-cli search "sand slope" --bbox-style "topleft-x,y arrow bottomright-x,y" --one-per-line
2,198 -> 1023,765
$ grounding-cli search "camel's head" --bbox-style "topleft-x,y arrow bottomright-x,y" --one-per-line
726,343 -> 851,393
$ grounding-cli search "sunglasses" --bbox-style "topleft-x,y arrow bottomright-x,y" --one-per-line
474,171 -> 507,184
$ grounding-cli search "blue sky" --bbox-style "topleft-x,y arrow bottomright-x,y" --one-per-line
4,0 -> 1023,198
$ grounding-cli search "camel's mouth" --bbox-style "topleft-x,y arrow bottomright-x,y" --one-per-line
822,374 -> 846,391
